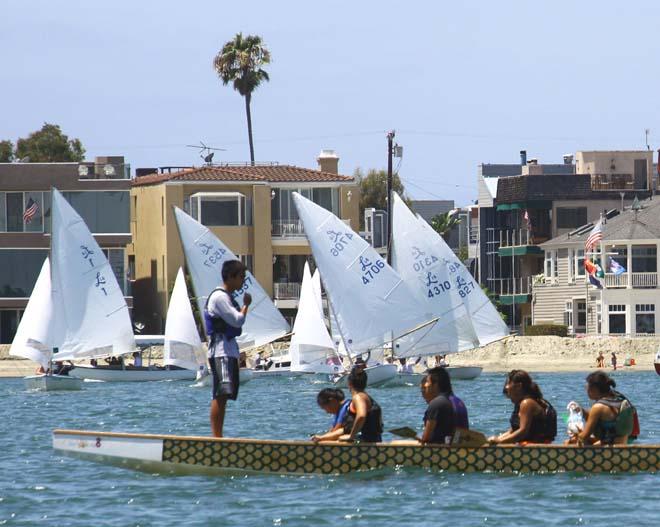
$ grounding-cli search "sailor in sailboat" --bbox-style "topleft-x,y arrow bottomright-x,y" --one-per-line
205,260 -> 252,438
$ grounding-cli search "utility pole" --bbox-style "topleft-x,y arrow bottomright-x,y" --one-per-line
386,130 -> 395,264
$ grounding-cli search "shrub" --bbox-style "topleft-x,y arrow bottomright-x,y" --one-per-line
525,324 -> 568,337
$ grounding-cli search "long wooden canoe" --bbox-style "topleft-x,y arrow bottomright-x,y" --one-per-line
52,429 -> 660,476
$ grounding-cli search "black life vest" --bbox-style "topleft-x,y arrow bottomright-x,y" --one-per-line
204,288 -> 243,340
510,398 -> 557,443
343,395 -> 383,443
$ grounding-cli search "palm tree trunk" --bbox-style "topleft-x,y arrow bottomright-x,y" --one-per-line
244,93 -> 255,165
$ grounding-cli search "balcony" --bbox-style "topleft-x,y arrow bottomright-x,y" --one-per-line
271,218 -> 351,238
497,229 -> 544,256
489,276 -> 533,304
590,173 -> 638,191
604,272 -> 658,289
273,282 -> 301,300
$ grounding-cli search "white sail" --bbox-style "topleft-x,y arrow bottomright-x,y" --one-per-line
289,263 -> 338,373
391,193 -> 479,356
9,258 -> 58,368
412,210 -> 509,346
173,207 -> 289,348
50,188 -> 135,361
164,268 -> 206,370
292,192 -> 435,357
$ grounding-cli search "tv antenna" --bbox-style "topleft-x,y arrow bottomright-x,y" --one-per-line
645,128 -> 650,151
186,141 -> 226,165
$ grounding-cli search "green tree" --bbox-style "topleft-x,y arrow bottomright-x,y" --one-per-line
213,33 -> 271,166
430,211 -> 461,237
0,140 -> 14,162
13,123 -> 85,162
481,285 -> 508,323
355,168 -> 409,228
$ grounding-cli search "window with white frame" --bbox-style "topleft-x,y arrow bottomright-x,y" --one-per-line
544,250 -> 557,279
635,304 -> 655,334
188,192 -> 252,227
575,249 -> 585,278
608,304 -> 626,334
564,301 -> 573,329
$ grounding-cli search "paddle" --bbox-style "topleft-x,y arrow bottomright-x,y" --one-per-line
388,427 -> 488,446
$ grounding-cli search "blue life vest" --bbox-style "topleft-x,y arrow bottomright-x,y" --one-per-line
333,399 -> 352,428
204,288 -> 243,341
448,394 -> 469,430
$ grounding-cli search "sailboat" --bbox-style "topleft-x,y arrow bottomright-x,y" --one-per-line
292,192 -> 443,388
654,348 -> 660,376
289,262 -> 342,376
13,189 -> 136,389
173,207 -> 289,375
390,193 -> 508,381
10,258 -> 81,391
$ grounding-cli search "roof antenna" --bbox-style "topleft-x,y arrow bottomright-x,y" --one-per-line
645,128 -> 650,151
186,141 -> 226,166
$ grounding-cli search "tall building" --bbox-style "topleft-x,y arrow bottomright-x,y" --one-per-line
129,151 -> 359,332
0,157 -> 132,343
476,150 -> 654,331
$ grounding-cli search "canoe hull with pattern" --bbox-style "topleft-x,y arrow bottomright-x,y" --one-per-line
53,429 -> 660,476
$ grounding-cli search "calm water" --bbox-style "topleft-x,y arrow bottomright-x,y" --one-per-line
1,371 -> 658,526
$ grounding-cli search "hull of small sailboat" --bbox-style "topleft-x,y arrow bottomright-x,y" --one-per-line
53,429 -> 660,476
333,364 -> 397,388
192,368 -> 254,387
69,365 -> 196,382
446,366 -> 483,380
252,367 -> 305,378
655,360 -> 660,376
25,374 -> 82,391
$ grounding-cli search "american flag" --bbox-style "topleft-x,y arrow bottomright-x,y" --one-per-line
23,198 -> 39,224
585,219 -> 602,253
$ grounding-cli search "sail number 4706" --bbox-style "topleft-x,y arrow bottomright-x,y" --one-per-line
362,260 -> 385,284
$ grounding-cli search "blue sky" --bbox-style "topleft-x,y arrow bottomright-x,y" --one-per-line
2,1 -> 659,205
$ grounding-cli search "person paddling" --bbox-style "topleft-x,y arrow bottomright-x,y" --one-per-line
205,260 -> 251,438
419,366 -> 469,444
489,370 -> 557,445
339,367 -> 383,443
566,371 -> 638,445
311,388 -> 351,442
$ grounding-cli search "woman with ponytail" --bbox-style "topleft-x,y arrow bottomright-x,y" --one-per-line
488,370 -> 557,445
311,388 -> 351,442
567,371 -> 638,445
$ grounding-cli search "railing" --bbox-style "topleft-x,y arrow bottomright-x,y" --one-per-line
590,173 -> 637,191
273,282 -> 301,299
604,272 -> 658,288
499,229 -> 532,247
488,276 -> 533,296
78,162 -> 131,180
272,218 -> 350,237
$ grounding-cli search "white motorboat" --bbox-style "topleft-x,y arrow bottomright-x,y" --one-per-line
252,354 -> 304,378
333,364 -> 397,388
69,364 -> 195,382
446,366 -> 483,380
193,367 -> 254,387
24,374 -> 82,391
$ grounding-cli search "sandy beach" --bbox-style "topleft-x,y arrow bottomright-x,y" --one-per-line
2,335 -> 658,378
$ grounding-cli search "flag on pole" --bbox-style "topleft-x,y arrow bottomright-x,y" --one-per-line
588,274 -> 603,289
585,219 -> 603,253
523,209 -> 532,231
23,198 -> 39,224
609,258 -> 626,276
584,258 -> 597,275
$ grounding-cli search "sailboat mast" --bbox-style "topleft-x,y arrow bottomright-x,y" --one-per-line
386,130 -> 395,265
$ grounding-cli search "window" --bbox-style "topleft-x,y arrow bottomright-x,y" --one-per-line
0,249 -> 49,297
0,309 -> 22,344
575,249 -> 585,278
544,250 -> 557,279
564,301 -> 573,328
576,301 -> 586,332
62,191 -> 130,233
6,192 -> 25,232
631,246 -> 657,273
238,254 -> 253,274
188,192 -> 251,227
24,192 -> 43,232
609,246 -> 627,272
0,191 -> 50,233
271,187 -> 339,223
608,304 -> 626,334
635,304 -> 655,334
102,248 -> 127,295
556,207 -> 587,229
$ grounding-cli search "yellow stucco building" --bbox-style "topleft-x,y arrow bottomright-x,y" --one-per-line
128,153 -> 359,332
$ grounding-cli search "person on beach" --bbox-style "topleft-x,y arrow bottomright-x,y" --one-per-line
311,388 -> 352,442
205,260 -> 252,438
488,370 -> 557,445
596,352 -> 605,368
611,352 -> 618,370
339,367 -> 383,443
419,367 -> 469,444
565,371 -> 638,445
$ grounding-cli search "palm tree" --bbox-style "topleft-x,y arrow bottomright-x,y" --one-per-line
213,33 -> 271,166
430,210 -> 461,237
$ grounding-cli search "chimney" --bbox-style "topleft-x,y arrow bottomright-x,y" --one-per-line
563,154 -> 574,165
317,149 -> 339,174
520,150 -> 527,166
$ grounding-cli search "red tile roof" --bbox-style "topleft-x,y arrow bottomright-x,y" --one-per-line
132,165 -> 354,187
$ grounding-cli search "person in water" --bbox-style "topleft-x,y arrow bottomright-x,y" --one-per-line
419,366 -> 469,444
311,388 -> 352,442
205,260 -> 252,438
339,367 -> 383,442
566,371 -> 637,445
488,370 -> 557,445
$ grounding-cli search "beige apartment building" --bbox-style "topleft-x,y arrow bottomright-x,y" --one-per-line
533,198 -> 660,335
0,157 -> 132,343
128,152 -> 359,332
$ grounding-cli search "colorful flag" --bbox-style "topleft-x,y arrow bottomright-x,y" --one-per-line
23,198 -> 39,224
585,219 -> 602,253
609,258 -> 626,276
589,274 -> 603,289
584,258 -> 597,275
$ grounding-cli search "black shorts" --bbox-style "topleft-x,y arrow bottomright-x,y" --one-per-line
210,356 -> 240,401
